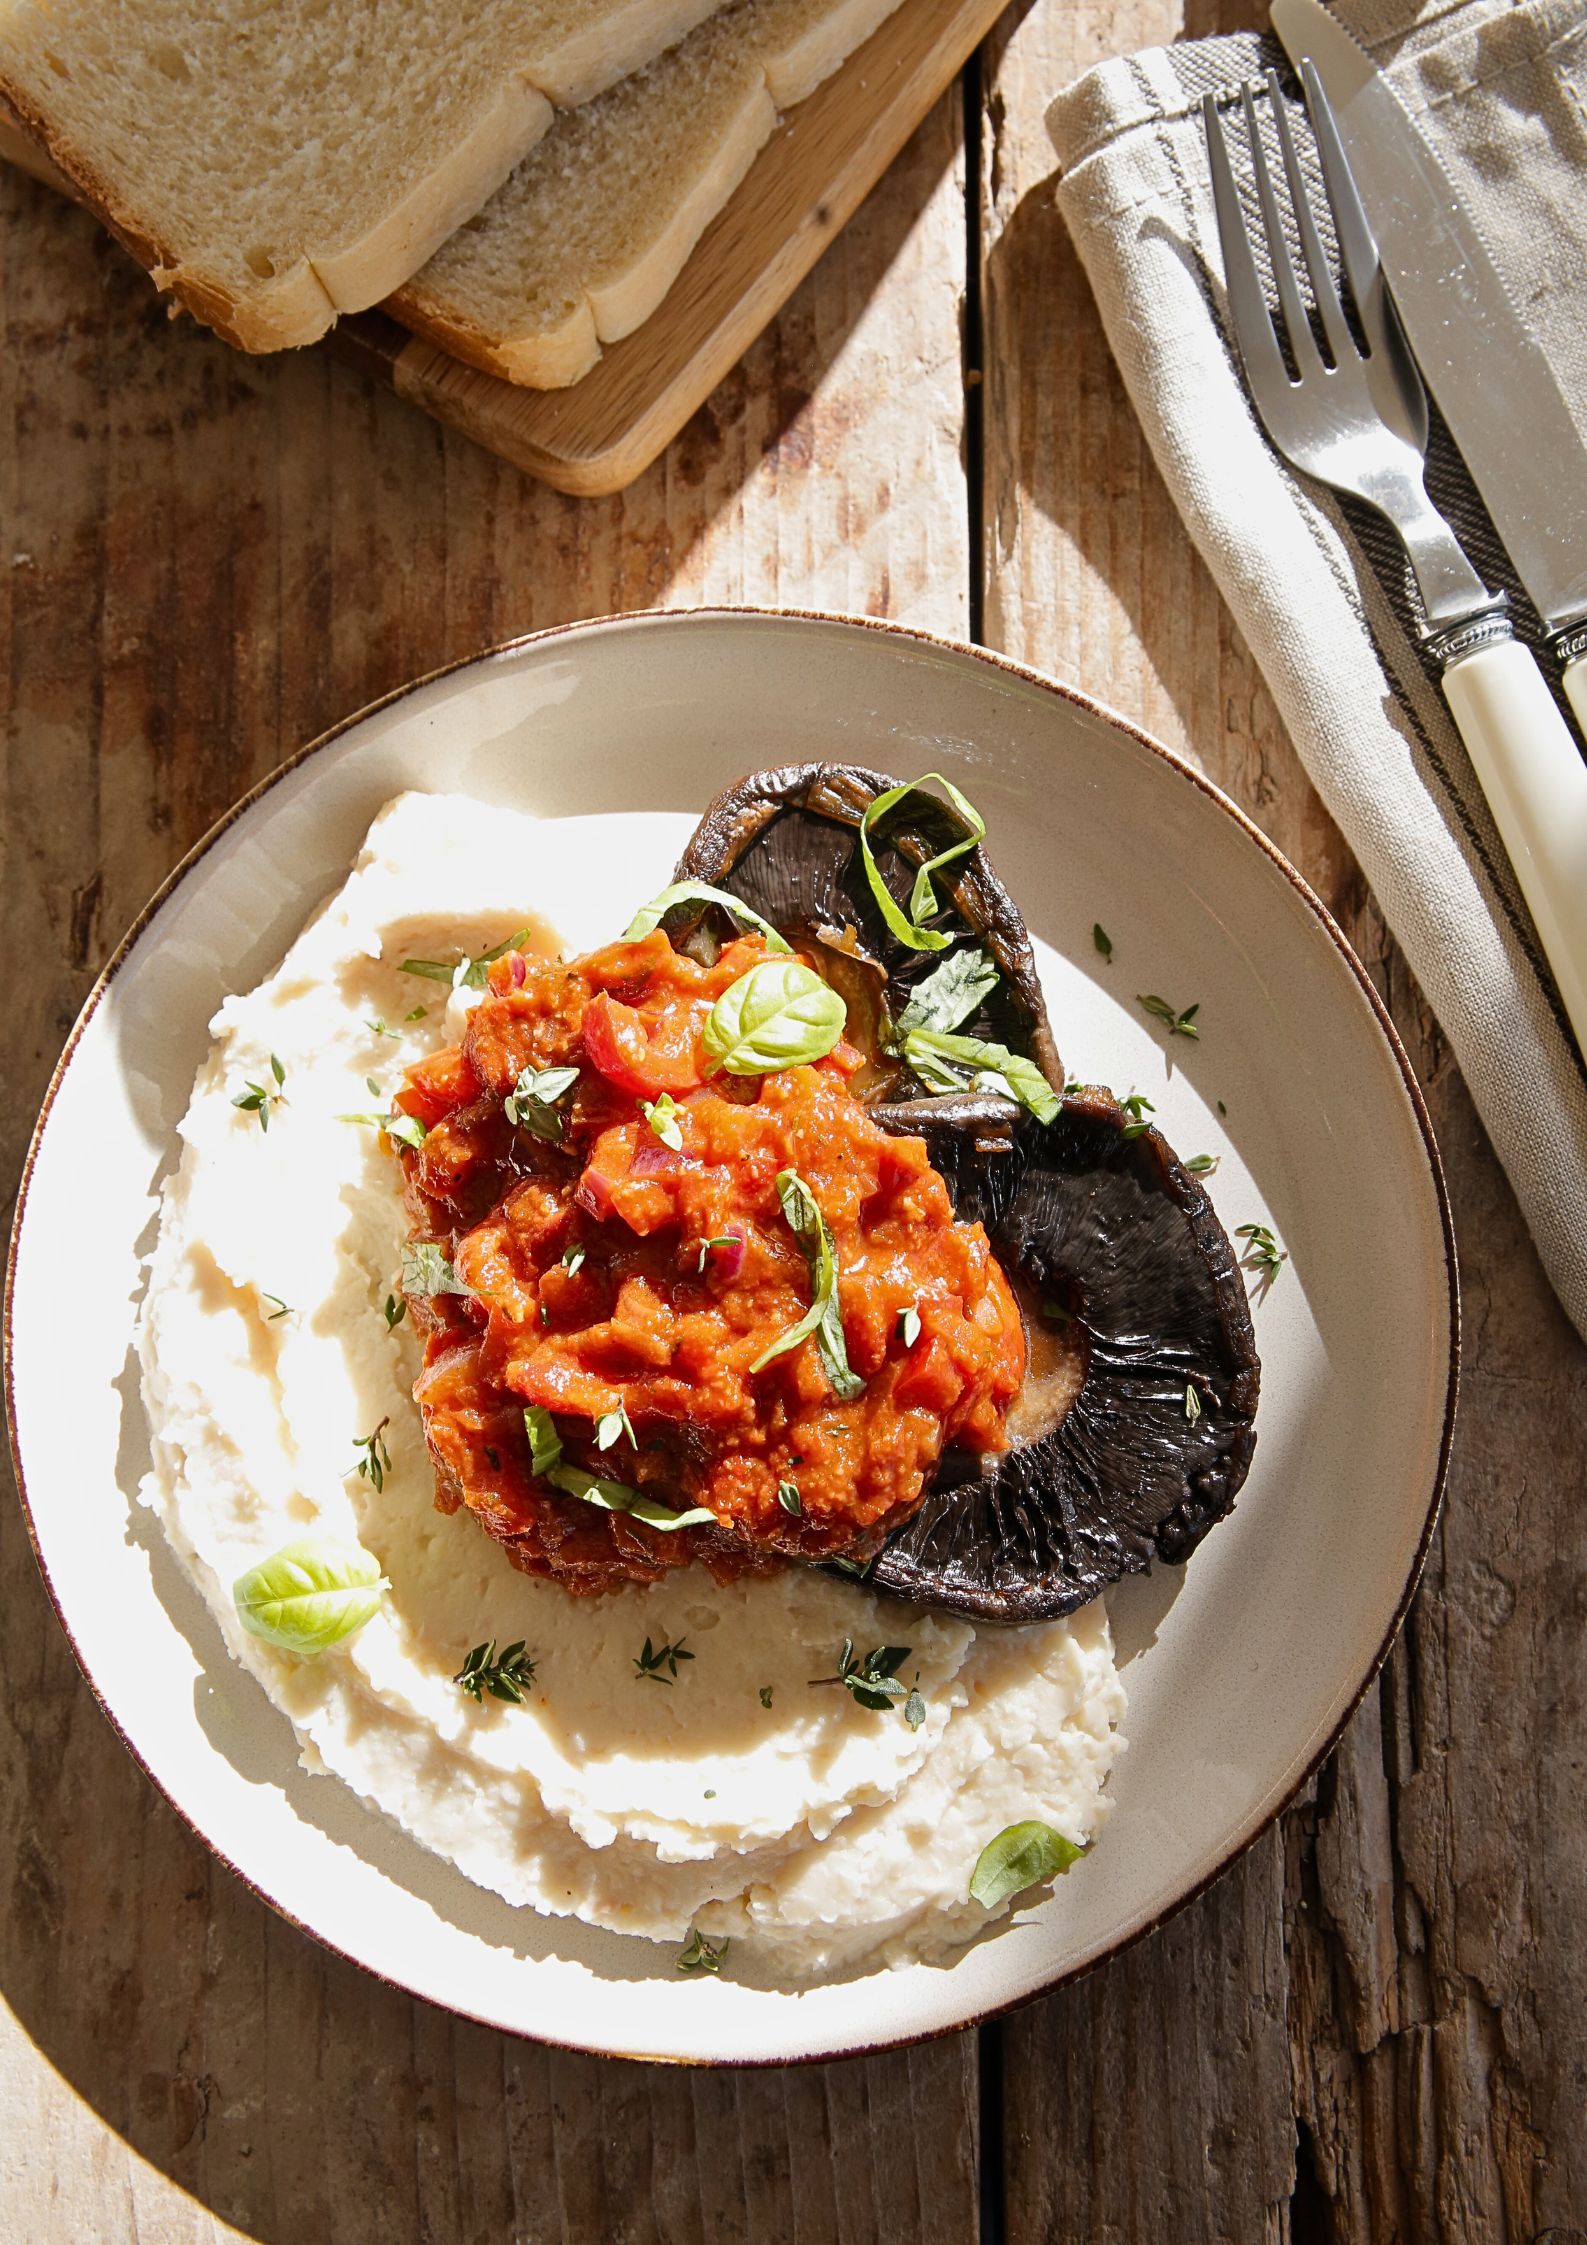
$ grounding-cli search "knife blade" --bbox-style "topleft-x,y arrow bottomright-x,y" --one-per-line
1270,0 -> 1587,730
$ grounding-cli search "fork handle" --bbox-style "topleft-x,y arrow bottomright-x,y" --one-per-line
1439,632 -> 1587,1059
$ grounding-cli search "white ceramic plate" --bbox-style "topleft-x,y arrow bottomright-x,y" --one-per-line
5,611 -> 1456,2065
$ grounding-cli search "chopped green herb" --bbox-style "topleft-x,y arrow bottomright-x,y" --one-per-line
561,1242 -> 587,1276
405,1005 -> 428,1023
1217,1099 -> 1228,1118
640,1093 -> 684,1151
383,1293 -> 407,1332
549,1463 -> 713,1532
898,1304 -> 922,1348
1236,1222 -> 1287,1286
365,1076 -> 382,1098
904,1687 -> 927,1731
1184,1154 -> 1220,1176
505,1063 -> 579,1140
704,1789 -> 716,1799
899,1026 -> 1060,1123
523,1406 -> 563,1478
400,928 -> 532,990
1118,1091 -> 1156,1139
454,1639 -> 536,1705
339,1108 -> 427,1151
696,1233 -> 741,1273
538,1301 -> 550,1327
623,881 -> 791,953
701,958 -> 845,1075
809,1639 -> 914,1714
232,1537 -> 388,1656
777,1479 -> 803,1517
596,1401 -> 637,1453
969,1821 -> 1083,1908
827,1553 -> 877,1583
1185,1384 -> 1202,1423
759,1686 -> 774,1710
261,1292 -> 293,1322
634,1634 -> 694,1685
751,1169 -> 864,1401
1039,1299 -> 1074,1326
858,773 -> 986,953
400,1241 -> 467,1298
1093,924 -> 1113,963
677,1927 -> 728,1975
231,1053 -> 287,1132
365,1017 -> 400,1041
895,945 -> 1000,1035
1138,993 -> 1201,1039
350,1418 -> 391,1494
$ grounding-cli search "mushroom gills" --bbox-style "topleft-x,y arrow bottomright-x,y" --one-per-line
862,1091 -> 1261,1625
669,762 -> 1064,1097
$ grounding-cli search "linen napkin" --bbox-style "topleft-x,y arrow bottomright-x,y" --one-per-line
1047,0 -> 1587,1344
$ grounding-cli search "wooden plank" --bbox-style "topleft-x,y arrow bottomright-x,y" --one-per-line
978,2 -> 1587,2239
0,76 -> 977,2245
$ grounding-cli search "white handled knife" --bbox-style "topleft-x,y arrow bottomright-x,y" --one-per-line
1271,0 -> 1587,734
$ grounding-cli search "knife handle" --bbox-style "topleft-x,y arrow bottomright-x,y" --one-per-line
1556,638 -> 1587,741
1439,633 -> 1587,1059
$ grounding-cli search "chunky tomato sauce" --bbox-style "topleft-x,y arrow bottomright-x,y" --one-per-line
394,928 -> 1025,1592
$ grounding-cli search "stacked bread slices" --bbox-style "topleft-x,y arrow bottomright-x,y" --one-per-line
0,0 -> 906,384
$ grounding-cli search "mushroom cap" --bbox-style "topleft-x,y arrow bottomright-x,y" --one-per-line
863,1090 -> 1261,1623
670,762 -> 1064,1097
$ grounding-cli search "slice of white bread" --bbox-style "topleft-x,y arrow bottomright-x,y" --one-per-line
0,0 -> 732,352
388,0 -> 906,390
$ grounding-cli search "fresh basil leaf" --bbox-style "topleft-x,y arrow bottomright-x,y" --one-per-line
548,1463 -> 714,1532
859,772 -> 987,954
969,1820 -> 1084,1909
623,881 -> 792,954
750,1169 -> 864,1401
701,959 -> 846,1076
232,1537 -> 388,1657
505,1063 -> 579,1139
899,1027 -> 1060,1122
400,1241 -> 467,1298
523,1406 -> 563,1477
895,946 -> 1000,1035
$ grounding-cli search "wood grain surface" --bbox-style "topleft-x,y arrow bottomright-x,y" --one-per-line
2,2 -> 1583,2240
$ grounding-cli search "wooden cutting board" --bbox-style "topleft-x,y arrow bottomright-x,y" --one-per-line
1,0 -> 1006,496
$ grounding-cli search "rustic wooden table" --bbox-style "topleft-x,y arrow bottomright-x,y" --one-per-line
4,2 -> 1584,2238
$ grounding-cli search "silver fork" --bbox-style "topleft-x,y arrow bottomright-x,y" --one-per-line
1204,63 -> 1587,1060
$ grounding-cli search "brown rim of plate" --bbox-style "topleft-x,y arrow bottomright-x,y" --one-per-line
2,606 -> 1461,2070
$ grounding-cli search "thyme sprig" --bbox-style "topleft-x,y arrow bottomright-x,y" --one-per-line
1236,1222 -> 1287,1288
232,1053 -> 287,1132
809,1639 -> 915,1715
634,1634 -> 694,1686
677,1928 -> 729,1975
1138,993 -> 1201,1038
350,1418 -> 391,1494
454,1639 -> 537,1705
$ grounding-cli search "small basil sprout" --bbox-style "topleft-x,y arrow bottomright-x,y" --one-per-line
232,1537 -> 388,1656
700,959 -> 846,1076
969,1820 -> 1083,1909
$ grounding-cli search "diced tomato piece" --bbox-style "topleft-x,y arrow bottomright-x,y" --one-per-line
817,1038 -> 866,1078
581,991 -> 703,1098
397,1046 -> 482,1129
894,1334 -> 963,1416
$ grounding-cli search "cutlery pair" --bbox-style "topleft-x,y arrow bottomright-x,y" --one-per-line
1203,28 -> 1587,1059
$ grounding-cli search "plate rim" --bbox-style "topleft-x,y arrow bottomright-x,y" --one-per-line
3,604 -> 1461,2066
